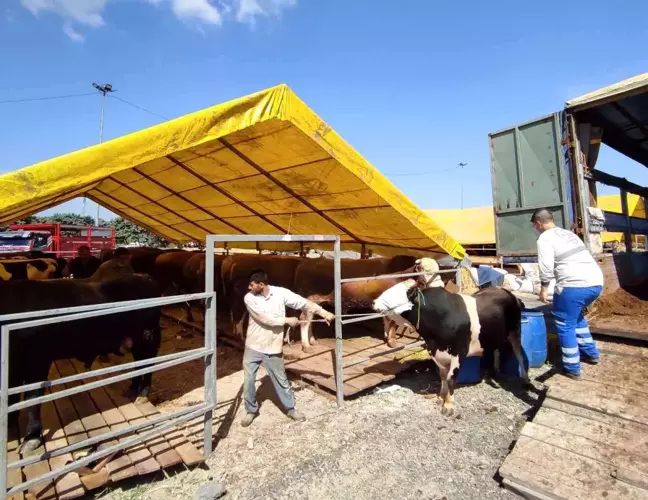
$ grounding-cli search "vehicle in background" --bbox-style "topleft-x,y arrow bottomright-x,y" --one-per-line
0,223 -> 115,258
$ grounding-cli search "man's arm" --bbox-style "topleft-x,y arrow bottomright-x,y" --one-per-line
281,289 -> 334,321
244,294 -> 286,327
537,235 -> 554,301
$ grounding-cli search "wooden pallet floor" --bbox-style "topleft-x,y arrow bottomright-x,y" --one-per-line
499,341 -> 648,500
162,305 -> 427,397
9,359 -> 204,500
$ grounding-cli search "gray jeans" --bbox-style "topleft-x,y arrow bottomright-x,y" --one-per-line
243,347 -> 296,414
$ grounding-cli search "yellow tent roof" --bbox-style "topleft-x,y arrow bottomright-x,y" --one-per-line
0,84 -> 464,259
424,207 -> 496,245
597,193 -> 646,243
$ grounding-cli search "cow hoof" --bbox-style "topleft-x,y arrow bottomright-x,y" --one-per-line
387,340 -> 397,348
134,396 -> 150,405
423,393 -> 439,401
441,405 -> 455,417
18,438 -> 42,455
309,338 -> 318,346
302,345 -> 315,354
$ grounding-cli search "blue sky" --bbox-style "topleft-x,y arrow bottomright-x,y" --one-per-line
1,0 -> 647,222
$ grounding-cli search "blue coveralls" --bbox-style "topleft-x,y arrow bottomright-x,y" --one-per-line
552,285 -> 602,375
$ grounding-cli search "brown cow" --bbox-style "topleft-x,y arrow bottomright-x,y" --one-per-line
179,253 -> 228,323
293,256 -> 419,352
0,258 -> 59,281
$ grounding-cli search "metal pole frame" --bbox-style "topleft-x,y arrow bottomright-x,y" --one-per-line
204,235 -> 343,407
0,291 -> 215,499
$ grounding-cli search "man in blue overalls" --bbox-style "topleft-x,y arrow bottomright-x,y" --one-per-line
532,208 -> 604,379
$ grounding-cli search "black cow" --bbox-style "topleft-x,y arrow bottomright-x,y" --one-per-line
0,274 -> 162,453
373,282 -> 528,416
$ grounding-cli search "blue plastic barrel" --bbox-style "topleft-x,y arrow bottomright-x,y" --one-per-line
501,310 -> 547,377
456,356 -> 481,384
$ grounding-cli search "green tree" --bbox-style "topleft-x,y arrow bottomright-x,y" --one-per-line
108,217 -> 169,247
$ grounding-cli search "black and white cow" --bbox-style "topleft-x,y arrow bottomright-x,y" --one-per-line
373,278 -> 528,416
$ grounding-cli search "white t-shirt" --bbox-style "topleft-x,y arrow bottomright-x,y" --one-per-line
537,227 -> 604,294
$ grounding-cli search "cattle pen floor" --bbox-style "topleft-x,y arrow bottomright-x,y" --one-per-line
499,338 -> 648,500
162,305 -> 428,398
8,358 -> 204,500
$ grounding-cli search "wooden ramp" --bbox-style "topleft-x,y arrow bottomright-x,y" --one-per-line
9,359 -> 204,500
499,341 -> 648,500
163,305 -> 427,397
283,331 -> 426,397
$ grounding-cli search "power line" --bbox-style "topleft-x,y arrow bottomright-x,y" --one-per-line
109,95 -> 169,121
0,92 -> 96,104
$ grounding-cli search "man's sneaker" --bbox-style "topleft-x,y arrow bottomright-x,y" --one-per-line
287,409 -> 306,422
240,413 -> 256,427
562,372 -> 582,381
582,356 -> 600,365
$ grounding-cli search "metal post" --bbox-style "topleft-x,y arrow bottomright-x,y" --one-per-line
204,240 -> 217,456
333,237 -> 344,408
621,189 -> 633,254
0,326 -> 9,500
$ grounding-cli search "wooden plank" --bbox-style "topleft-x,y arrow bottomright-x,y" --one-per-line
595,340 -> 648,359
48,365 -> 89,458
580,356 -> 648,396
20,441 -> 56,500
499,436 -> 648,500
522,420 -> 648,478
591,326 -> 648,343
546,376 -> 648,426
135,401 -> 204,467
534,406 -> 648,459
66,359 -> 138,483
40,397 -> 85,500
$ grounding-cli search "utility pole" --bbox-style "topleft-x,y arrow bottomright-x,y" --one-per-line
92,83 -> 114,225
459,162 -> 468,209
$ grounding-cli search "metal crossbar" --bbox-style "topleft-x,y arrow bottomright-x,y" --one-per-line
340,268 -> 458,284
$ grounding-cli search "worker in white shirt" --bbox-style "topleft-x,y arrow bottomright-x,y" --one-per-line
532,208 -> 604,379
240,269 -> 335,427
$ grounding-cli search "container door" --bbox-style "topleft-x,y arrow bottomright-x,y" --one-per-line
489,112 -> 573,257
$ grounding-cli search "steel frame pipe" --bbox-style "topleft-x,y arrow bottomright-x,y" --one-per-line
9,347 -> 209,396
340,268 -> 458,284
8,348 -> 210,413
0,292 -> 213,323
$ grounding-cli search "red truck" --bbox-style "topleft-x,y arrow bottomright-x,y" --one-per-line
0,223 -> 115,258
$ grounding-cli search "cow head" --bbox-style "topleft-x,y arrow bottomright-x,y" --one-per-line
414,258 -> 444,288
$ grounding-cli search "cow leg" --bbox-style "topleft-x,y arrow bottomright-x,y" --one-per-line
18,388 -> 45,454
441,355 -> 461,416
383,318 -> 398,348
300,310 -> 315,353
508,333 -> 531,385
186,301 -> 194,323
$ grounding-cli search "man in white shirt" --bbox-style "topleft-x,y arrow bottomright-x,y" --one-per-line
241,269 -> 335,427
532,208 -> 604,379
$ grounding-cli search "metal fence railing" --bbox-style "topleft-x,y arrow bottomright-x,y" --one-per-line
0,290 -> 217,499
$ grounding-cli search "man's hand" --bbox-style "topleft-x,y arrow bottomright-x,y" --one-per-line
321,311 -> 335,326
539,288 -> 549,304
285,317 -> 301,328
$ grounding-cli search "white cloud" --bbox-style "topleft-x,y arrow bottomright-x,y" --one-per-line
21,0 -> 296,41
62,21 -> 84,41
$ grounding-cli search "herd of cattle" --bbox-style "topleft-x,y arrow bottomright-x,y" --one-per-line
0,246 -> 528,451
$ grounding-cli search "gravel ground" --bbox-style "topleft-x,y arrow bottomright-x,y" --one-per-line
101,357 -> 548,500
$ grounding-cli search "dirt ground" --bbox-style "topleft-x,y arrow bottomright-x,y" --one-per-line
589,280 -> 648,334
97,317 -> 547,500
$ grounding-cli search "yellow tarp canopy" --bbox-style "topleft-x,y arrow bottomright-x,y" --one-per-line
0,84 -> 464,259
597,193 -> 646,243
426,195 -> 646,246
424,207 -> 496,245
